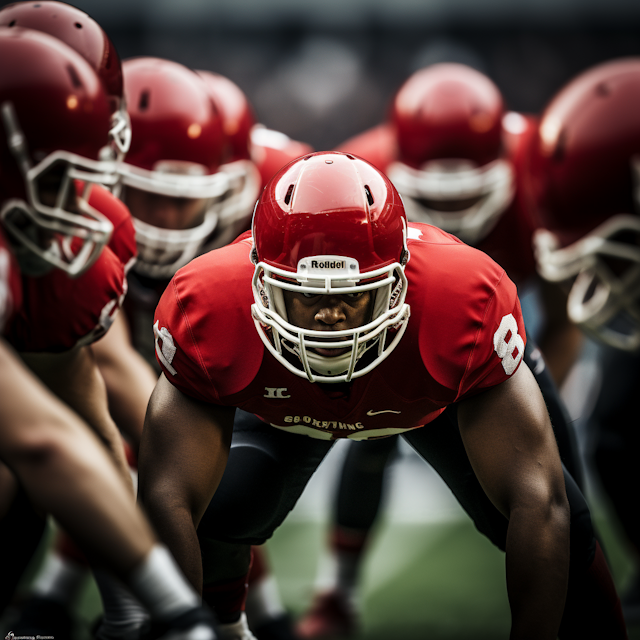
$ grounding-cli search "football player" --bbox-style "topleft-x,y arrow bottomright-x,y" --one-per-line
90,58 -> 308,640
297,63 -> 585,639
0,26 -> 221,640
528,57 -> 640,625
138,151 -> 626,640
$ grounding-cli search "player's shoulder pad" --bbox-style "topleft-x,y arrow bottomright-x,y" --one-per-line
153,241 -> 263,401
403,222 -> 526,397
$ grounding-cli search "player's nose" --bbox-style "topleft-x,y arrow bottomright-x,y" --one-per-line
314,298 -> 347,326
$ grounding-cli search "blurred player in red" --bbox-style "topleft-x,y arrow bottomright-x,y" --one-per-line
88,57 -> 311,639
528,57 -> 640,626
0,24 -> 222,640
0,230 -> 216,640
134,150 -> 626,640
296,63 -> 585,638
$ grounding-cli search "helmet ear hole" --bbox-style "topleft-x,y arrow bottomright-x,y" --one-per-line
364,185 -> 374,206
138,90 -> 150,111
284,184 -> 294,205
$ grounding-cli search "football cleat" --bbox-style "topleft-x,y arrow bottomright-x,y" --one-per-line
295,591 -> 357,639
104,606 -> 218,640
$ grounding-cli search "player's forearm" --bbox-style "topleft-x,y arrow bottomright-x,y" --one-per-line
139,493 -> 204,593
92,314 -> 158,452
22,346 -> 135,492
505,502 -> 570,640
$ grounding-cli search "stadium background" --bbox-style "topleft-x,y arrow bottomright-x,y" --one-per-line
1,0 -> 640,637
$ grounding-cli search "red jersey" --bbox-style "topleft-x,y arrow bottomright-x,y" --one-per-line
153,223 -> 526,440
4,186 -> 135,352
0,227 -> 22,336
84,183 -> 138,272
336,113 -> 539,286
6,245 -> 126,352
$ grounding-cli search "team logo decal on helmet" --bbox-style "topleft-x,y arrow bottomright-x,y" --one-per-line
251,152 -> 411,383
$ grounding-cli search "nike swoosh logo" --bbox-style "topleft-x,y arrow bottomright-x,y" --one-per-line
366,409 -> 402,416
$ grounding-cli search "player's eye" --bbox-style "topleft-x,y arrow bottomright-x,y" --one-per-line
302,291 -> 320,298
346,292 -> 364,299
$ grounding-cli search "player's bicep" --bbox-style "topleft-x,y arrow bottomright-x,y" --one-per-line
138,374 -> 235,527
457,363 -> 567,519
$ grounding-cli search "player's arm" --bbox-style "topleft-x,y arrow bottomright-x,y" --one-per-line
20,344 -> 134,493
137,373 -> 236,592
457,362 -> 570,640
536,278 -> 584,387
92,311 -> 158,455
0,338 -> 154,573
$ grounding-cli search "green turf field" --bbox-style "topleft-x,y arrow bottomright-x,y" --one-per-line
268,507 -> 640,640
2,503 -> 638,640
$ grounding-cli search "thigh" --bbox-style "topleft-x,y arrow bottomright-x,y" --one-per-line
198,410 -> 334,545
335,435 -> 399,530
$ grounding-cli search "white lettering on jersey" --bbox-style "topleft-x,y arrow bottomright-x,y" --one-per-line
264,387 -> 291,399
153,320 -> 177,375
282,415 -> 364,431
407,226 -> 423,240
493,313 -> 524,375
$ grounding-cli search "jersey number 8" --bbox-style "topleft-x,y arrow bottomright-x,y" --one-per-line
493,313 -> 524,375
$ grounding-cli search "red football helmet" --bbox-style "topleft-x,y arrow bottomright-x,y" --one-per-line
251,151 -> 410,383
0,27 -> 115,277
121,58 -> 257,278
196,70 -> 256,163
196,70 -> 261,249
387,63 -> 515,245
529,58 -> 640,351
0,1 -> 130,158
